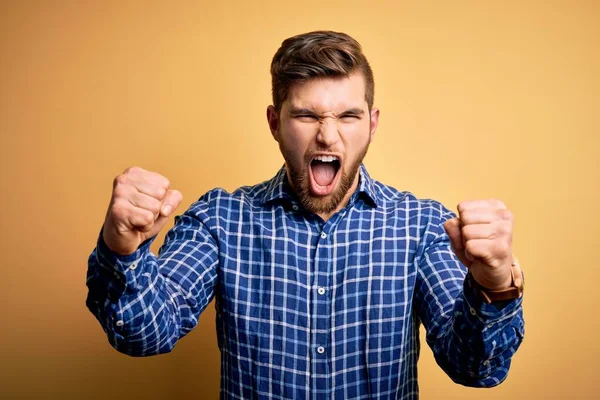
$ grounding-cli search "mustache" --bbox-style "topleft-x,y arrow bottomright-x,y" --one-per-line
304,149 -> 343,162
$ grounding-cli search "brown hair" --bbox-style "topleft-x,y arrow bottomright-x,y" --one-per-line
270,30 -> 375,113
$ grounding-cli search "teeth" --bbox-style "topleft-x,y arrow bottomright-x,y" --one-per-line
314,155 -> 338,162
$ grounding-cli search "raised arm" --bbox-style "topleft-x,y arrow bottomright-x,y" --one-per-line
415,201 -> 524,387
86,167 -> 219,356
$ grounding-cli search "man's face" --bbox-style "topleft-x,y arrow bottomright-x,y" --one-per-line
267,73 -> 379,217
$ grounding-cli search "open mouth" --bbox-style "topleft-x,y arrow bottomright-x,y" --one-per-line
308,154 -> 342,196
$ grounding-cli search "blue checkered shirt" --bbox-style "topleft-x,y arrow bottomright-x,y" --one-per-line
87,165 -> 524,399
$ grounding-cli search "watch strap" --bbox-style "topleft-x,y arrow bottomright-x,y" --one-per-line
471,258 -> 524,304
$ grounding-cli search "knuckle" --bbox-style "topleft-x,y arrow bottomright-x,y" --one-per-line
112,184 -> 127,199
147,199 -> 161,214
123,166 -> 138,175
465,240 -> 476,253
460,210 -> 472,224
141,210 -> 155,226
156,185 -> 167,199
490,198 -> 506,209
499,208 -> 513,221
461,224 -> 472,238
113,174 -> 127,188
110,201 -> 129,220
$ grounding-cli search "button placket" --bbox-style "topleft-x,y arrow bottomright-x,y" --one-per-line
310,223 -> 333,393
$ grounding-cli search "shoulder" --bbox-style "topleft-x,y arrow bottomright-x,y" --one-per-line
184,179 -> 272,220
373,179 -> 455,222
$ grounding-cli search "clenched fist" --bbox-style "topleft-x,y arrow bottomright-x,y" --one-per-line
102,166 -> 183,255
443,199 -> 514,291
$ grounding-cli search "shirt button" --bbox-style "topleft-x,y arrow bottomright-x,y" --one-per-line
116,320 -> 124,327
487,323 -> 494,328
320,232 -> 327,239
318,287 -> 326,295
129,261 -> 138,270
317,346 -> 325,354
483,360 -> 490,366
292,205 -> 299,211
470,307 -> 477,316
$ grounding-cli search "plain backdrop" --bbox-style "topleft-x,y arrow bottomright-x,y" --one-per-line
1,1 -> 598,399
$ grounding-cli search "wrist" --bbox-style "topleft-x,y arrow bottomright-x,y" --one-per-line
101,224 -> 139,256
477,268 -> 513,291
468,259 -> 524,304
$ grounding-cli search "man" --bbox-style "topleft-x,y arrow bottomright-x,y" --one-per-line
87,31 -> 524,399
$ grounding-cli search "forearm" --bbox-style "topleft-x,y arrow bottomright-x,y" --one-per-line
429,276 -> 525,387
86,222 -> 218,356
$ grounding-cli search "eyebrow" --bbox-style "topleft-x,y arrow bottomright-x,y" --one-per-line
288,107 -> 365,116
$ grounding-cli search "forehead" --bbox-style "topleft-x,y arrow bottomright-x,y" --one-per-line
284,73 -> 367,112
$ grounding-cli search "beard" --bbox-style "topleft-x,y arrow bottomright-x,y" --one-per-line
280,142 -> 370,216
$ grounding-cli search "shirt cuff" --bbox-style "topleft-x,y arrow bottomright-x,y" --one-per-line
462,273 -> 523,324
95,227 -> 157,283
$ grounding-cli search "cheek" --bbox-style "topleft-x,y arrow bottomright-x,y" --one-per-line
340,122 -> 371,152
338,123 -> 361,138
285,123 -> 314,146
280,124 -> 313,160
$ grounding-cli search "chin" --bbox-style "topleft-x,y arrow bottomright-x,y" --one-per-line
299,167 -> 357,215
282,143 -> 368,216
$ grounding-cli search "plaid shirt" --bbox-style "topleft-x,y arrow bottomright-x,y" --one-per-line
87,164 -> 524,399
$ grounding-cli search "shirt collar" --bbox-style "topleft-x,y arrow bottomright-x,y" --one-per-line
260,166 -> 294,205
356,164 -> 379,207
261,164 -> 380,208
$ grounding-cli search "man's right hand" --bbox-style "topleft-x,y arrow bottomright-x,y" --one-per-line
102,166 -> 183,256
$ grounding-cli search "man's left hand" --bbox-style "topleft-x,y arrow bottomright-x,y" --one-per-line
443,199 -> 514,291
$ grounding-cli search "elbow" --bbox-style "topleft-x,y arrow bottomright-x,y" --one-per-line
86,287 -> 185,357
453,366 -> 510,388
443,322 -> 525,388
101,308 -> 180,357
108,329 -> 177,357
443,357 -> 512,388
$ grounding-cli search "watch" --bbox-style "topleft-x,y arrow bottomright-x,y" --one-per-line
470,258 -> 524,304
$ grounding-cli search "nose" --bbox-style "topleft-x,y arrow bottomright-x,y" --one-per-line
316,118 -> 340,147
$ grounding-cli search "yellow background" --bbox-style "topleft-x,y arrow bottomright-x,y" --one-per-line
1,1 -> 598,399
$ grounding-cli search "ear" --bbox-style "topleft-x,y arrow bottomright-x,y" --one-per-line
369,107 -> 380,143
266,105 -> 280,142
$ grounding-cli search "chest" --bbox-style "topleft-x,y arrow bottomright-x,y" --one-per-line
215,205 -> 423,328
